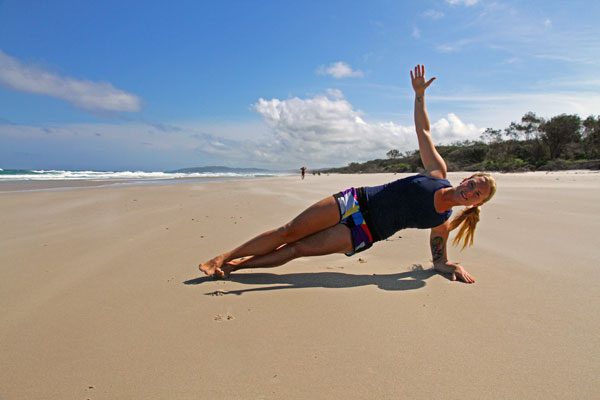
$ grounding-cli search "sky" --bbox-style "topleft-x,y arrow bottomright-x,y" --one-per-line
0,0 -> 599,171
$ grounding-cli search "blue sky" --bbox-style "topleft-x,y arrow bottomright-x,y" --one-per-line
1,0 -> 598,171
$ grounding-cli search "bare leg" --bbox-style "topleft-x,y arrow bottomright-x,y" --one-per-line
221,224 -> 353,276
199,196 -> 340,277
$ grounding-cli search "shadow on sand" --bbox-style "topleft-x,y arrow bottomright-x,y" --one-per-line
184,264 -> 440,296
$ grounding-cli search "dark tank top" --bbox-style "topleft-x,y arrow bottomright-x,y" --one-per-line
361,175 -> 453,241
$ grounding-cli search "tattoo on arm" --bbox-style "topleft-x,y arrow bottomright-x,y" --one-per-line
416,94 -> 423,103
431,236 -> 444,263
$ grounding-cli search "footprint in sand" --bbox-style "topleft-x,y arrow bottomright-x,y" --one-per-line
214,314 -> 235,322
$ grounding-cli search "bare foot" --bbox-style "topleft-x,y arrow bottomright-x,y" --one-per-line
220,258 -> 248,278
220,263 -> 235,278
199,256 -> 225,277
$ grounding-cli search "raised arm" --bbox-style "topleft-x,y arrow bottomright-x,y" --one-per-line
411,65 -> 447,179
430,221 -> 475,283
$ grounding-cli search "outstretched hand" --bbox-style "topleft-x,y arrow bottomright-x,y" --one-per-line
410,64 -> 436,94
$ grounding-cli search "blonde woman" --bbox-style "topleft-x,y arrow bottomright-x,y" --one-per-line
199,65 -> 496,283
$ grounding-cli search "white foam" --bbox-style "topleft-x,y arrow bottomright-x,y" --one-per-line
0,169 -> 287,181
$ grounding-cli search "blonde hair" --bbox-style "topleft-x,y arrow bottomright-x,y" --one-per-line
449,173 -> 496,249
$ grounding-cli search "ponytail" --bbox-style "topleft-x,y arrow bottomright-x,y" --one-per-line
449,206 -> 480,249
449,173 -> 496,249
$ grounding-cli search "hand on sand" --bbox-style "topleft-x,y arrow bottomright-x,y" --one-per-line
452,264 -> 476,284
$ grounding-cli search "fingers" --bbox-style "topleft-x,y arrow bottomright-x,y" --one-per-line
411,65 -> 436,93
452,271 -> 476,283
458,271 -> 476,284
413,65 -> 422,78
410,65 -> 433,80
411,65 -> 420,79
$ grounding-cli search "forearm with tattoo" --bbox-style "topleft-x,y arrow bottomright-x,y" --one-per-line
430,236 -> 445,263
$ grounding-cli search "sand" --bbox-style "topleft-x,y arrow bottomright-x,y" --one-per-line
1,171 -> 599,399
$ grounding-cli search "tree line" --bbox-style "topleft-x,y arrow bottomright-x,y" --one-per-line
323,112 -> 600,173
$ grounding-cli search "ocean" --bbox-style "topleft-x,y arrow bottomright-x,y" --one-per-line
0,168 -> 292,192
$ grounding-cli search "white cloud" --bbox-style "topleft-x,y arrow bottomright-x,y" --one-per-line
325,88 -> 344,99
252,92 -> 410,165
412,27 -> 421,39
316,61 -> 364,79
0,49 -> 141,112
445,0 -> 479,5
0,121 -> 267,170
424,9 -> 444,19
502,57 -> 520,64
534,53 -> 599,66
436,38 -> 475,53
251,90 -> 486,167
430,91 -> 600,129
431,113 -> 482,142
432,2 -> 598,69
533,77 -> 600,90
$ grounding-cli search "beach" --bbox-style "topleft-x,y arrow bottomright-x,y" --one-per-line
1,171 -> 599,399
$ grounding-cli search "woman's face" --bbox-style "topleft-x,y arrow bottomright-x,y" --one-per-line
455,176 -> 491,207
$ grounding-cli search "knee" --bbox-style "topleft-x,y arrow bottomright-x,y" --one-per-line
277,222 -> 302,243
286,241 -> 306,258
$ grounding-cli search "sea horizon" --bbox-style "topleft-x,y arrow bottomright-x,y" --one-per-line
0,167 -> 293,182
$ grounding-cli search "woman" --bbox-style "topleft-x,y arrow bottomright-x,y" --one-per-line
199,65 -> 496,283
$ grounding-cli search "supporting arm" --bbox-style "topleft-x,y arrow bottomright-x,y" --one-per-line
430,221 -> 476,283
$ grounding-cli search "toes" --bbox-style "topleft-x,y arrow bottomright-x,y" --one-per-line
215,268 -> 226,279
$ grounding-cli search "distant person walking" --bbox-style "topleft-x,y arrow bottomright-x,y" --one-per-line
300,166 -> 306,180
200,65 -> 496,283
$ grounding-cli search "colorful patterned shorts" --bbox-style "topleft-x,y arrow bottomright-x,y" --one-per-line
333,187 -> 374,256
